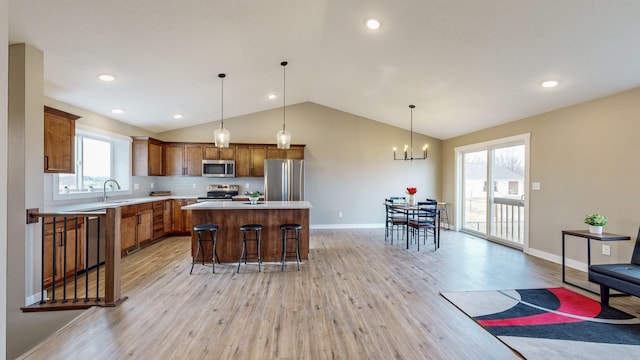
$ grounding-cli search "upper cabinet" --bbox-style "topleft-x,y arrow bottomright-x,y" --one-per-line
236,145 -> 266,177
265,145 -> 305,160
44,106 -> 80,173
203,145 -> 235,160
164,143 -> 203,176
132,137 -> 163,176
131,140 -> 305,177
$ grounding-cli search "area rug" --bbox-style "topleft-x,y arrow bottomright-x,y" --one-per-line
441,287 -> 640,359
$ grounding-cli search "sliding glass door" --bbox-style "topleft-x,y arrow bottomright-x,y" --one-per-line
458,135 -> 529,249
490,145 -> 525,244
462,150 -> 488,234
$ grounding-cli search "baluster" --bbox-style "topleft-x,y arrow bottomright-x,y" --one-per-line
62,217 -> 68,303
40,220 -> 46,304
85,216 -> 90,302
73,217 -> 79,303
96,216 -> 101,301
51,217 -> 57,303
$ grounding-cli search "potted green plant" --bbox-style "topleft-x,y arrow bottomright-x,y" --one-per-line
584,213 -> 608,234
249,191 -> 261,204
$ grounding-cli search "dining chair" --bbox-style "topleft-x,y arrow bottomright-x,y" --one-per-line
385,198 -> 407,245
408,200 -> 438,251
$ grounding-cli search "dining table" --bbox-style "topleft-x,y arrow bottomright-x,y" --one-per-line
389,202 -> 441,250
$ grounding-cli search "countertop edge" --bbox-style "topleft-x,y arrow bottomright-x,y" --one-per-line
43,195 -> 199,213
183,201 -> 313,210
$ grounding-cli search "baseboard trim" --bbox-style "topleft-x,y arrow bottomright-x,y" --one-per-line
311,223 -> 383,230
526,248 -> 587,272
25,290 -> 47,306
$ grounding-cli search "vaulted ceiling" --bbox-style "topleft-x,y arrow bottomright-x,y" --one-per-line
9,0 -> 640,139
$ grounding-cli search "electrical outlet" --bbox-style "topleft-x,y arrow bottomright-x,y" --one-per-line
602,244 -> 611,256
150,182 -> 154,189
134,183 -> 139,190
338,211 -> 343,218
192,183 -> 197,188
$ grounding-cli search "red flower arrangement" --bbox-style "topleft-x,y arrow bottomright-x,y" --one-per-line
406,187 -> 417,195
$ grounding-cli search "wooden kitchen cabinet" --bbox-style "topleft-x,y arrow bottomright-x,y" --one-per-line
132,137 -> 164,176
172,199 -> 196,233
203,144 -> 236,160
163,200 -> 172,234
43,217 -> 85,288
44,106 -> 80,173
265,144 -> 305,160
120,203 -> 153,256
152,200 -> 169,240
235,145 -> 266,177
165,143 -> 203,176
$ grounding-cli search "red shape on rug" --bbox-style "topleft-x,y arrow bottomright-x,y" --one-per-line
477,287 -> 602,327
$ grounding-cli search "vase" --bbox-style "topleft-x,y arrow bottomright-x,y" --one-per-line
408,194 -> 415,206
588,225 -> 603,234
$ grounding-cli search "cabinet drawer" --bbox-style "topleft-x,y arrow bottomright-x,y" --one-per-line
121,203 -> 153,216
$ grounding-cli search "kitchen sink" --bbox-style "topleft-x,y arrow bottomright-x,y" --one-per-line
105,200 -> 133,204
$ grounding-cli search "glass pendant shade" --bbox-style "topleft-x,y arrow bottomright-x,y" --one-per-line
276,129 -> 291,149
214,73 -> 229,148
276,60 -> 291,150
214,127 -> 230,148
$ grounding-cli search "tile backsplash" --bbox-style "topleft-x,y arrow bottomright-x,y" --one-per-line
134,176 -> 265,197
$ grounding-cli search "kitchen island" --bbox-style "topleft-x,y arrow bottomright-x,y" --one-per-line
182,201 -> 312,263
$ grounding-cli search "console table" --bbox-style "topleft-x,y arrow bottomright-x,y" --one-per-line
562,230 -> 630,294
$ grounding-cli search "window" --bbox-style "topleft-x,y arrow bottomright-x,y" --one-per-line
54,125 -> 131,199
508,181 -> 519,195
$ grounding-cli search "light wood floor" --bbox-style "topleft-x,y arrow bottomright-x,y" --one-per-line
18,229 -> 640,359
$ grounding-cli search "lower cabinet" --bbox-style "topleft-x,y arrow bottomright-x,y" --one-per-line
120,203 -> 153,256
164,200 -> 172,234
43,217 -> 85,288
172,198 -> 196,233
153,200 -> 168,240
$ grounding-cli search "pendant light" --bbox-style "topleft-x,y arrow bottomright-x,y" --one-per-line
393,105 -> 428,160
276,61 -> 291,149
213,73 -> 230,148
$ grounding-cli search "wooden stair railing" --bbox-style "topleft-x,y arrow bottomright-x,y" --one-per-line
21,207 -> 127,312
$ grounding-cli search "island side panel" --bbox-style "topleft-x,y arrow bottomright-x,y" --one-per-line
191,208 -> 309,263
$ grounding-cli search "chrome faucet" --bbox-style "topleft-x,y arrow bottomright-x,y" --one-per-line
103,179 -> 121,202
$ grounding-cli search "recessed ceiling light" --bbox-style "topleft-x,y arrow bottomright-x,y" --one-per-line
98,74 -> 115,82
268,94 -> 277,100
173,114 -> 183,119
366,18 -> 381,30
112,108 -> 124,114
541,80 -> 559,88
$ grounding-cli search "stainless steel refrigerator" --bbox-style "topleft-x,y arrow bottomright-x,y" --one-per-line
264,159 -> 304,201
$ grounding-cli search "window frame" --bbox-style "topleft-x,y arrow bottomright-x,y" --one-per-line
52,125 -> 132,201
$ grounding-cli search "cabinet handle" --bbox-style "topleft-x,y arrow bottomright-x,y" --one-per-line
44,156 -> 49,170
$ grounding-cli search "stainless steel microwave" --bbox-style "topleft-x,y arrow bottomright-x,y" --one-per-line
202,160 -> 235,177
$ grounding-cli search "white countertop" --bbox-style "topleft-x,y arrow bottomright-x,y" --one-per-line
183,201 -> 313,210
44,195 -> 198,213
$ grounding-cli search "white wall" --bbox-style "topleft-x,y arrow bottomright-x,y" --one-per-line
442,87 -> 640,268
7,44 -> 83,360
158,102 -> 442,227
1,0 -> 10,357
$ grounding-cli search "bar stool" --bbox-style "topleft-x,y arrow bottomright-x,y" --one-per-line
280,224 -> 302,271
438,202 -> 450,230
190,223 -> 219,274
237,224 -> 262,273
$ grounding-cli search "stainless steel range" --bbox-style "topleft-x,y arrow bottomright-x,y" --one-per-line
197,184 -> 239,202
